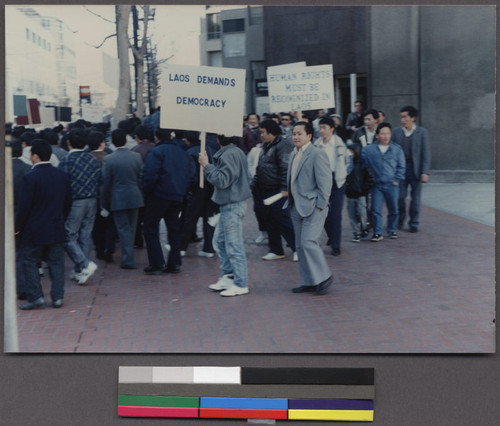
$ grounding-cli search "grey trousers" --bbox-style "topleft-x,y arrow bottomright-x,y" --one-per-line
290,205 -> 332,287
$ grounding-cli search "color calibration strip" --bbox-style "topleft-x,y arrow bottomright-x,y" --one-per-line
118,367 -> 375,422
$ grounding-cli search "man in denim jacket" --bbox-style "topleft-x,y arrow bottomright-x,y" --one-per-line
361,123 -> 405,242
199,136 -> 252,297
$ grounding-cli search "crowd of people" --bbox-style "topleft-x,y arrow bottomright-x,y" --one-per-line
7,101 -> 430,308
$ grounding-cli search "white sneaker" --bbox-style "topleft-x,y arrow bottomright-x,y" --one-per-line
180,251 -> 186,257
209,274 -> 234,291
220,284 -> 249,297
262,252 -> 285,261
255,232 -> 268,244
78,261 -> 98,285
198,250 -> 215,258
293,252 -> 298,262
70,270 -> 83,281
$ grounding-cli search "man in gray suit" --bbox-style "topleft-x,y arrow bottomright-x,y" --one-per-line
101,129 -> 144,269
392,106 -> 431,233
284,121 -> 333,295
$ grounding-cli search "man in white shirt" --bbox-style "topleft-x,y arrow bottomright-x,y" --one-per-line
314,117 -> 351,256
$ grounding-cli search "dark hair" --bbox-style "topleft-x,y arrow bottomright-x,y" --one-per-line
11,140 -> 23,158
363,109 -> 380,120
118,119 -> 135,135
183,130 -> 200,145
281,113 -> 293,120
134,124 -> 152,141
400,105 -> 418,118
41,131 -> 59,146
247,112 -> 260,121
53,124 -> 64,134
319,117 -> 335,128
217,135 -> 239,147
293,121 -> 314,137
378,110 -> 385,117
155,127 -> 173,141
354,100 -> 364,106
375,122 -> 392,134
68,129 -> 87,149
12,126 -> 26,139
31,139 -> 52,161
87,131 -> 105,151
20,131 -> 37,146
111,128 -> 127,147
259,119 -> 281,137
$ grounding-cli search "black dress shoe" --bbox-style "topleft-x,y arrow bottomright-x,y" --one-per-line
292,285 -> 316,293
52,299 -> 63,308
330,248 -> 341,256
104,253 -> 113,263
17,292 -> 28,301
143,265 -> 165,275
19,297 -> 45,310
164,265 -> 181,274
315,275 -> 333,295
409,226 -> 419,233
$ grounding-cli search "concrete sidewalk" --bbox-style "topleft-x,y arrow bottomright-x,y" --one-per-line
14,184 -> 495,353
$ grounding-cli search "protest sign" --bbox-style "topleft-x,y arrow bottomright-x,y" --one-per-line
160,64 -> 246,137
82,104 -> 104,123
266,64 -> 334,113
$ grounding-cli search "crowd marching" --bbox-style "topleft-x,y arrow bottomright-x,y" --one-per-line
7,102 -> 430,309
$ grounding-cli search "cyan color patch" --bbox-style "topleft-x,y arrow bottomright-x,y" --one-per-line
200,397 -> 288,410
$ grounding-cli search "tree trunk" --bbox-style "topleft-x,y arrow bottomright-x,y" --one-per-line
131,6 -> 150,120
112,5 -> 131,129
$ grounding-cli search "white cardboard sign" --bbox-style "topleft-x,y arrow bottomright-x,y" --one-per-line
160,64 -> 246,136
266,64 -> 335,112
81,104 -> 104,123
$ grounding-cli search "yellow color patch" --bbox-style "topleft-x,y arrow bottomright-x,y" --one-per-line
288,409 -> 374,421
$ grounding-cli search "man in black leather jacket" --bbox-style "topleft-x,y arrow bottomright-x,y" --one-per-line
252,119 -> 297,262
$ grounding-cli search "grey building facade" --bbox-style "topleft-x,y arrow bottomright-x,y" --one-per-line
200,5 -> 495,177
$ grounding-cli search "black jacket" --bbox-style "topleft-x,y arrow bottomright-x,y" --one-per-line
252,135 -> 292,192
345,143 -> 375,198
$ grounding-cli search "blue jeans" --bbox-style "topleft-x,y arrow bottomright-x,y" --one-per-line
371,183 -> 399,234
347,196 -> 367,234
22,243 -> 65,302
213,201 -> 248,288
399,162 -> 423,228
65,198 -> 97,272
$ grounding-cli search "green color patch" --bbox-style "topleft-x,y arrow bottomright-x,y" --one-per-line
118,395 -> 199,408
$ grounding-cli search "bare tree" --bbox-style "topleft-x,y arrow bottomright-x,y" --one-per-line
129,5 -> 153,119
112,5 -> 132,129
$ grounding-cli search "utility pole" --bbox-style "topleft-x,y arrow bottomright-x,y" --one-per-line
132,5 -> 139,115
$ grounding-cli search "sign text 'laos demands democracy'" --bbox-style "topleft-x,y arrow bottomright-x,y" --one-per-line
266,64 -> 335,113
160,64 -> 246,137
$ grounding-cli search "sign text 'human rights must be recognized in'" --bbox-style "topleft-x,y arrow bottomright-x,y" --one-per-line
266,64 -> 335,113
160,64 -> 246,137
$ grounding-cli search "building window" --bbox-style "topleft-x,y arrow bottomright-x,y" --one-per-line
223,33 -> 246,58
32,32 -> 36,43
223,18 -> 244,33
37,35 -> 41,46
207,13 -> 221,40
26,28 -> 30,40
249,7 -> 263,25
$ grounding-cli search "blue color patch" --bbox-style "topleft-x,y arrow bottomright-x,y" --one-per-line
200,397 -> 288,410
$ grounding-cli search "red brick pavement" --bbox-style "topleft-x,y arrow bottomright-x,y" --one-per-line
15,201 -> 495,353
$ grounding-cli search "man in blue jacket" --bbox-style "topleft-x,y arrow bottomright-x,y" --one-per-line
16,140 -> 72,309
362,123 -> 405,242
142,128 -> 195,274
